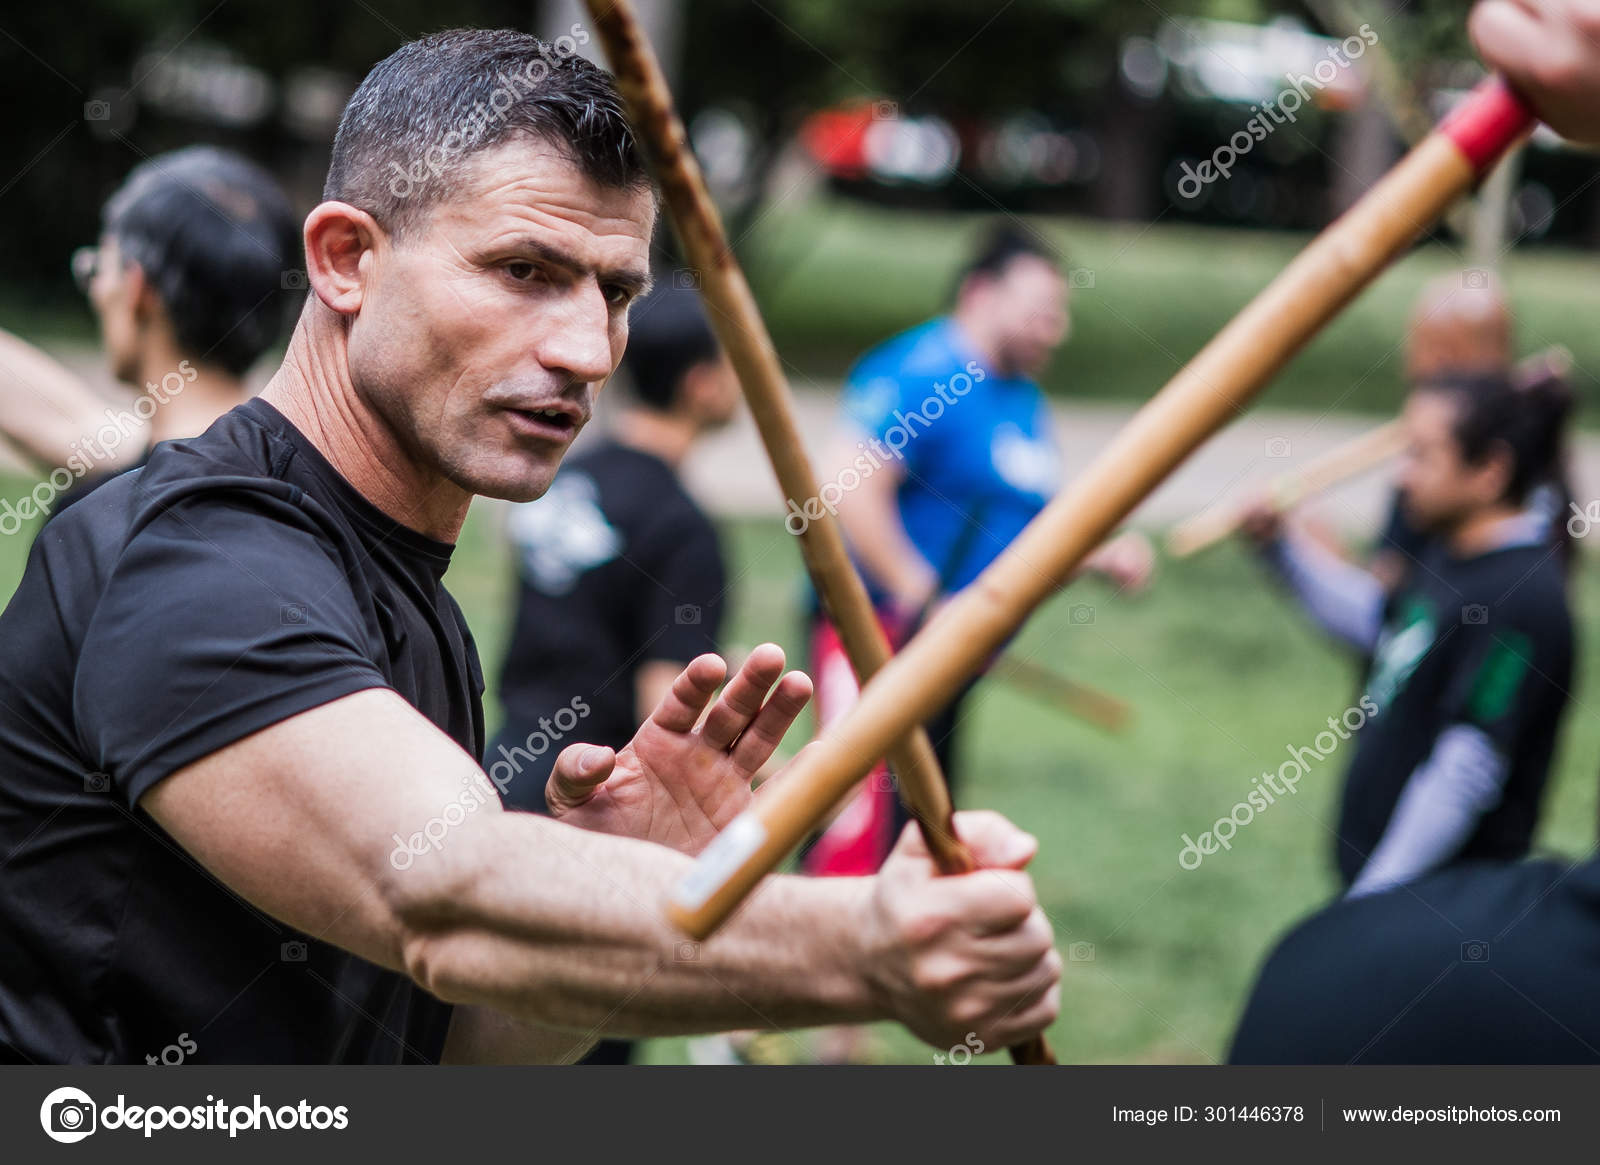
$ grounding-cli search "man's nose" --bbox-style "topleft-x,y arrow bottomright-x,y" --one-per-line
536,283 -> 615,384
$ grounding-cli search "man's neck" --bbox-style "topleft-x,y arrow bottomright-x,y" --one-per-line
1448,503 -> 1527,558
611,407 -> 697,469
259,309 -> 473,543
136,345 -> 248,447
948,306 -> 1000,374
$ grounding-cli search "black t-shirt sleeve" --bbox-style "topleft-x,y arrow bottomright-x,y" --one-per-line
634,510 -> 727,664
1437,613 -> 1548,759
74,491 -> 392,806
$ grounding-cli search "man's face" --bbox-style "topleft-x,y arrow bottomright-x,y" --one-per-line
346,138 -> 655,502
974,255 -> 1069,379
1397,390 -> 1503,532
684,354 -> 740,429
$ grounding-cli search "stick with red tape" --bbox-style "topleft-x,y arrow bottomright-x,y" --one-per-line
666,78 -> 1537,947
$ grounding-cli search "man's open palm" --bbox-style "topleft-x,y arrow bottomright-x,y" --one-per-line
544,644 -> 812,854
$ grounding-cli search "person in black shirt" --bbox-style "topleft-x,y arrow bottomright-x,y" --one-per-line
0,147 -> 299,531
1227,0 -> 1600,1065
0,30 -> 1060,1066
489,283 -> 739,1065
1230,855 -> 1600,1063
1243,370 -> 1576,894
490,282 -> 737,816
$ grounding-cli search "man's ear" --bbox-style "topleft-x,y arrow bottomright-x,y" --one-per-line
303,201 -> 383,316
1478,439 -> 1517,504
123,261 -> 160,324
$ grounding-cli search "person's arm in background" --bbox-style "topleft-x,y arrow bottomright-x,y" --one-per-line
0,330 -> 122,470
1349,600 -> 1567,896
825,428 -> 938,613
1471,0 -> 1600,145
1346,725 -> 1508,897
1239,502 -> 1385,651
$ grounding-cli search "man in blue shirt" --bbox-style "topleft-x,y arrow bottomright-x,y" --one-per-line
804,226 -> 1151,875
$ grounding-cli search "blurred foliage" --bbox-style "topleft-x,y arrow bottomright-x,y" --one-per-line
0,0 -> 1521,319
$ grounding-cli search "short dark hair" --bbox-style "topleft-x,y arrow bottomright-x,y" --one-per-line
953,224 -> 1061,300
1417,370 -> 1576,506
103,146 -> 301,376
324,29 -> 652,239
620,282 -> 719,411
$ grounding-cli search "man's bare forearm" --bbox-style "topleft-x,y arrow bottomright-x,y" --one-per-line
396,808 -> 880,1038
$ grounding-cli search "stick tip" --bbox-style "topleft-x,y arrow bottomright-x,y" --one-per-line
1439,75 -> 1538,174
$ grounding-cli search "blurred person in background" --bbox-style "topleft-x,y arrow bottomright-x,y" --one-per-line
802,224 -> 1153,879
1240,369 -> 1576,896
1361,272 -> 1574,594
0,146 -> 300,528
487,280 -> 743,1063
1228,0 -> 1600,1065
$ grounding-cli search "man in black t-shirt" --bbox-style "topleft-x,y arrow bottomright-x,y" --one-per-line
1244,371 -> 1574,895
490,283 -> 737,817
0,31 -> 1060,1066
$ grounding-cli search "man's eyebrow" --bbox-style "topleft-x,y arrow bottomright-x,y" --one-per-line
501,236 -> 653,297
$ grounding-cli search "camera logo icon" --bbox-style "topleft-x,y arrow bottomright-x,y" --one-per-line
1264,436 -> 1292,458
1462,268 -> 1491,290
674,604 -> 701,625
673,268 -> 701,290
281,269 -> 309,291
1068,268 -> 1095,289
1460,939 -> 1490,963
40,1086 -> 96,1143
281,940 -> 308,962
1462,604 -> 1489,626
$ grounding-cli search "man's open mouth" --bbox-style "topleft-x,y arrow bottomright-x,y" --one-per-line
507,406 -> 580,439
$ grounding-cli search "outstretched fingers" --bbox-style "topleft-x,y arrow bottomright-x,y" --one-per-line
648,654 -> 729,734
728,669 -> 813,773
698,643 -> 787,752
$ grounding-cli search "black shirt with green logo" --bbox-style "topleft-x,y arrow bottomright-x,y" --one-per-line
1337,537 -> 1573,884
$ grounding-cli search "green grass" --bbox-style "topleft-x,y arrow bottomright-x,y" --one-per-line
745,197 -> 1600,419
569,516 -> 1600,1064
4,482 -> 1597,1064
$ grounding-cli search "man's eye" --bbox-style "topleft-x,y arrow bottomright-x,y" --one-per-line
602,284 -> 631,307
504,262 -> 538,282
